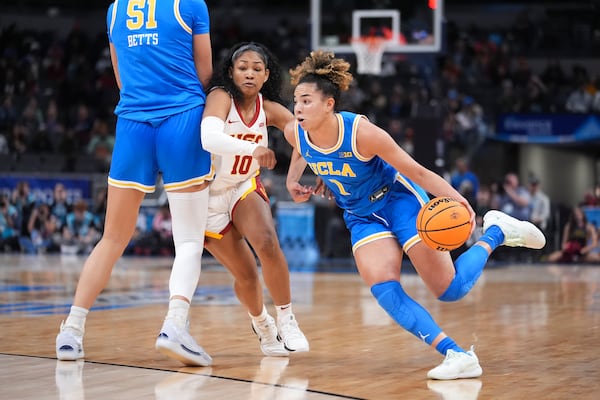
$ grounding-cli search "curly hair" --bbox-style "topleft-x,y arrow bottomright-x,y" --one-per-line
289,50 -> 353,106
209,42 -> 284,105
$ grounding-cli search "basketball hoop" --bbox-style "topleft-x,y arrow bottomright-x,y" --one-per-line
351,36 -> 387,76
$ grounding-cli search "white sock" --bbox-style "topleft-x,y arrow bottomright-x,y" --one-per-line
249,305 -> 268,324
166,298 -> 190,328
64,305 -> 89,334
275,303 -> 293,322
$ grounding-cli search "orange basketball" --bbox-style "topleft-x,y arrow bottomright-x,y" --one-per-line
416,197 -> 472,251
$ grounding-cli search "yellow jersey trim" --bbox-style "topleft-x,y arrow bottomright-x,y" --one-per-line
352,231 -> 395,253
174,0 -> 192,34
108,177 -> 155,193
351,115 -> 371,162
109,0 -> 119,37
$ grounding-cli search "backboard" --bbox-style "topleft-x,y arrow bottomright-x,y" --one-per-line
310,0 -> 444,54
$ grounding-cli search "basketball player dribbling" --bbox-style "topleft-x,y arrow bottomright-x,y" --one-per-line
284,50 -> 546,379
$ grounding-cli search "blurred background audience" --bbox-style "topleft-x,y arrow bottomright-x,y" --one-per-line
0,0 -> 599,263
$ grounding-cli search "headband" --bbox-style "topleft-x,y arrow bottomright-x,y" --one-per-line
231,43 -> 269,65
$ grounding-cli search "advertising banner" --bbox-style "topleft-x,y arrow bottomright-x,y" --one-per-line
495,114 -> 600,143
0,175 -> 92,204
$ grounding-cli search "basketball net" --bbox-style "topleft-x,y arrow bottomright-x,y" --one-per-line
351,36 -> 387,76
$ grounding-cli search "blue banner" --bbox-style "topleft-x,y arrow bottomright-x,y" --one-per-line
0,175 -> 92,204
494,114 -> 600,143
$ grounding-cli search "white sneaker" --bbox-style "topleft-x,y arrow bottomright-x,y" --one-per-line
56,322 -> 84,361
427,348 -> 482,380
427,379 -> 483,400
155,318 -> 212,367
277,314 -> 309,352
483,210 -> 546,249
251,315 -> 289,357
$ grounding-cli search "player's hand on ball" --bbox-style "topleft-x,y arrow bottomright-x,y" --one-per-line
457,198 -> 476,236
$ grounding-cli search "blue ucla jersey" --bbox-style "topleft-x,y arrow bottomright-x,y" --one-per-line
295,111 -> 400,216
107,0 -> 209,123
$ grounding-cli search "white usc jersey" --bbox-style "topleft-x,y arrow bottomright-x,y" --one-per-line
209,93 -> 269,192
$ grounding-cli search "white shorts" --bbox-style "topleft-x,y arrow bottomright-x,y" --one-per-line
205,176 -> 269,239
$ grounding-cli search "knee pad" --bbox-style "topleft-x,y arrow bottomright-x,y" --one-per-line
371,280 -> 442,345
438,274 -> 470,302
439,245 -> 489,302
371,281 -> 417,332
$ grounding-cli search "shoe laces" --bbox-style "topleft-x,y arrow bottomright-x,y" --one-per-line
60,321 -> 83,337
256,321 -> 273,333
443,349 -> 462,363
164,315 -> 190,331
501,224 -> 521,242
278,315 -> 301,338
488,213 -> 524,245
443,349 -> 475,365
254,318 -> 278,342
164,318 -> 203,348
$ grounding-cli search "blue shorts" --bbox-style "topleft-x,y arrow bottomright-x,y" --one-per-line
108,105 -> 214,192
344,179 -> 429,253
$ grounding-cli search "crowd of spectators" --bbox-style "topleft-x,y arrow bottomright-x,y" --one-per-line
1,9 -> 600,171
0,180 -> 172,256
452,167 -> 600,263
1,6 -> 599,261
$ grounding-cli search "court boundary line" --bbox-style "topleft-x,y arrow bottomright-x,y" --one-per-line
1,353 -> 367,400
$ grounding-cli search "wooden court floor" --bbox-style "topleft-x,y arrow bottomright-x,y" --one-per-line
1,253 -> 599,400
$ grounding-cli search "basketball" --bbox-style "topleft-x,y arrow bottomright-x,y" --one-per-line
416,197 -> 472,252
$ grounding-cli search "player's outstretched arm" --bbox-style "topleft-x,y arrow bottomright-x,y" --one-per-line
357,118 -> 475,228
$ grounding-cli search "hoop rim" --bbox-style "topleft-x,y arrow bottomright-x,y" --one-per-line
350,35 -> 390,49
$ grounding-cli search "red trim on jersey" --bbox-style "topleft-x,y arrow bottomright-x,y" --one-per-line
234,96 -> 261,128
